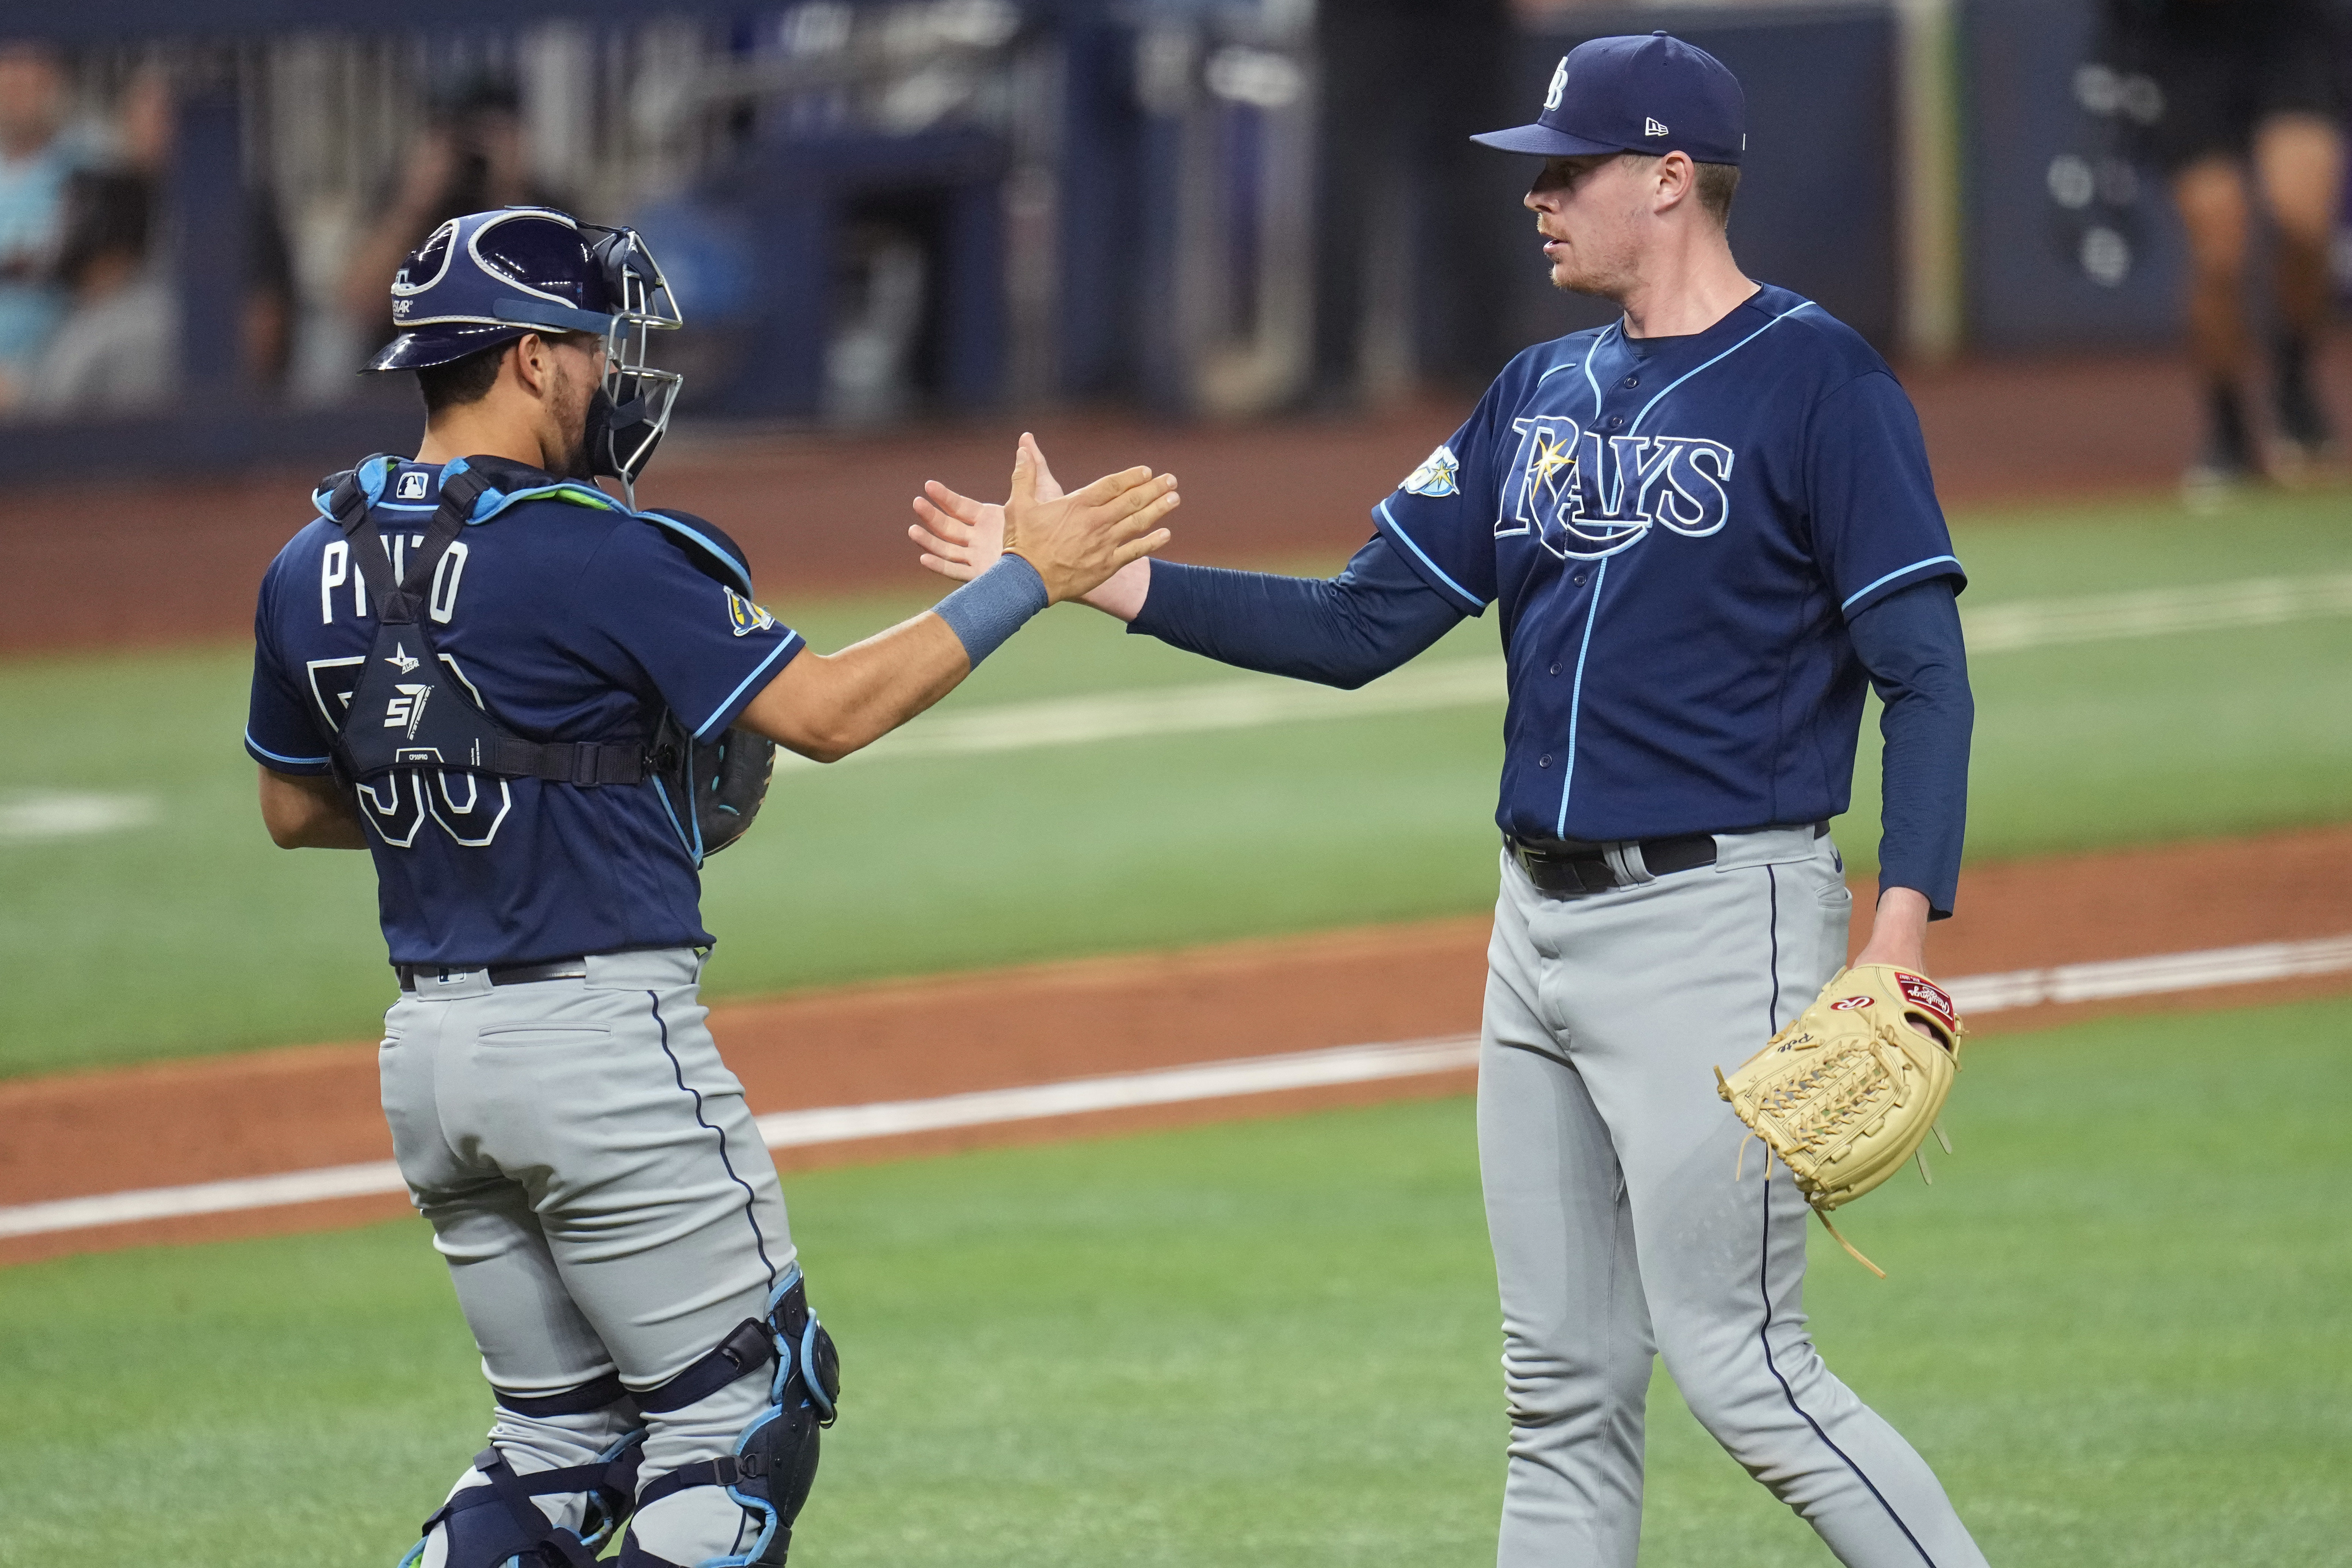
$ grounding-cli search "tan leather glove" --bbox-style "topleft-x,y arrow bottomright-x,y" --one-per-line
1716,964 -> 1966,1277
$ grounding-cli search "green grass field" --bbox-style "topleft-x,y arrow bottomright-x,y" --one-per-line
1,489 -> 2347,1076
3,998 -> 2346,1567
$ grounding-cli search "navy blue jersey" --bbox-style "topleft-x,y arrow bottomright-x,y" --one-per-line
246,462 -> 803,967
1373,283 -> 1963,845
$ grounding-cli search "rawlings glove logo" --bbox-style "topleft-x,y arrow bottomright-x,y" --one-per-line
1895,972 -> 1959,1029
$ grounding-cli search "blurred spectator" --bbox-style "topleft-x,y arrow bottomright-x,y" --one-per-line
112,63 -> 298,395
2107,0 -> 2346,493
338,73 -> 567,346
2,169 -> 177,417
1313,0 -> 1514,402
0,43 -> 78,375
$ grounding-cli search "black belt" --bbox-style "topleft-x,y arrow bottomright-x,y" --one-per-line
1507,832 -> 1719,898
395,958 -> 588,993
1507,823 -> 1828,899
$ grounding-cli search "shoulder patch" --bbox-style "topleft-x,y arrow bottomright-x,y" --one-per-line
725,585 -> 778,637
1401,444 -> 1461,498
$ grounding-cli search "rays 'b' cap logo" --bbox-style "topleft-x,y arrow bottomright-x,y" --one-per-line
1472,31 -> 1745,167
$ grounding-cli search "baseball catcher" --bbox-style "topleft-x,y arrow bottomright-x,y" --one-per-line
245,206 -> 1177,1566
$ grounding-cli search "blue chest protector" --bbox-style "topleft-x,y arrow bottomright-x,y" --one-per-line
319,454 -> 775,864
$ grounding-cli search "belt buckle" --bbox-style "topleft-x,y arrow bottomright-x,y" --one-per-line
1516,840 -> 1612,899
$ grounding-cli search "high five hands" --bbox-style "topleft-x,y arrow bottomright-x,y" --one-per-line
911,434 -> 1164,619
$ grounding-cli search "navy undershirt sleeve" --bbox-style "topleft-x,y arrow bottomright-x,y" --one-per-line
1846,577 -> 1973,919
1125,533 -> 1466,688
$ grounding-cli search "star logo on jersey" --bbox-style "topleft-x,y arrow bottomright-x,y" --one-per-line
1496,413 -> 1736,561
1400,444 -> 1461,497
384,643 -> 421,675
724,586 -> 778,638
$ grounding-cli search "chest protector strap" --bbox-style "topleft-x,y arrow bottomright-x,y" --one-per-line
322,456 -> 647,787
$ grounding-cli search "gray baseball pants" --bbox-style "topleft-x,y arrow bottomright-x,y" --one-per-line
1480,827 -> 1987,1568
380,946 -> 791,1566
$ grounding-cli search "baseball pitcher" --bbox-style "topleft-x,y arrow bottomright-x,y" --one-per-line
244,206 -> 1178,1567
910,35 -> 1986,1568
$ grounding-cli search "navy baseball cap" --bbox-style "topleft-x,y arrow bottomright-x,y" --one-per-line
1473,32 -> 1745,167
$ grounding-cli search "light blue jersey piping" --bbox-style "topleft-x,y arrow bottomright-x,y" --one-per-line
1579,323 -> 1618,419
1840,554 -> 1961,611
247,730 -> 331,768
1376,498 -> 1485,608
697,632 -> 802,740
1545,297 -> 1816,836
1552,557 -> 1610,837
1628,299 -> 1815,435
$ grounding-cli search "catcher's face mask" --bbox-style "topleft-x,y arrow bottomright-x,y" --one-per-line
580,224 -> 685,507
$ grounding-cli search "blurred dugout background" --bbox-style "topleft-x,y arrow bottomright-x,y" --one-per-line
0,0 -> 2344,476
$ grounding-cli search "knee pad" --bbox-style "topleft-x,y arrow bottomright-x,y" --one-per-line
622,1264 -> 841,1568
397,1425 -> 643,1568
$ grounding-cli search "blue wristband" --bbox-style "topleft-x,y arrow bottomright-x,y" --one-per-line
934,554 -> 1050,666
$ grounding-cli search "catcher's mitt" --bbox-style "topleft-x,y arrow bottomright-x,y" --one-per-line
1715,965 -> 1966,1277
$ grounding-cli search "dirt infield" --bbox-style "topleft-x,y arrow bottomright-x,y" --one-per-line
4,823 -> 2349,1265
6,340 -> 2345,657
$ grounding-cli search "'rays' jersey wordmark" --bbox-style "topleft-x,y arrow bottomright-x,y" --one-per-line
1372,283 -> 1964,845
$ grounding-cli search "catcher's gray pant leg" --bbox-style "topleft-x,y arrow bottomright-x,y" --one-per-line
382,947 -> 794,1565
1481,831 -> 1988,1568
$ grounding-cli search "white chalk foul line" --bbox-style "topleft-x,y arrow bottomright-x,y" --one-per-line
5,932 -> 2348,1241
749,1035 -> 1481,1148
1945,933 -> 2352,1012
783,572 -> 2352,769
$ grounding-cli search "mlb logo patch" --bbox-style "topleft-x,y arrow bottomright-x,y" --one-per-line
724,586 -> 778,637
395,470 -> 430,501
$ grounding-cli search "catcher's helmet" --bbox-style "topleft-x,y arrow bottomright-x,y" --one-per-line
365,207 -> 685,503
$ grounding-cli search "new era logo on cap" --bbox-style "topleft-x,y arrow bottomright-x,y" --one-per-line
1471,32 -> 1746,166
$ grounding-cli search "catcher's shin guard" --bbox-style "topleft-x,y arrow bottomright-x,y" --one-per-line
621,1265 -> 841,1567
397,1427 -> 644,1568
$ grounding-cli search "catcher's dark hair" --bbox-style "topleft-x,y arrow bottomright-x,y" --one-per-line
416,329 -> 601,415
416,343 -> 506,414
